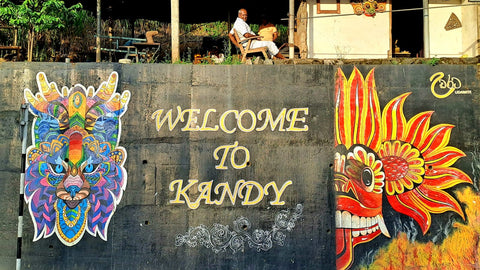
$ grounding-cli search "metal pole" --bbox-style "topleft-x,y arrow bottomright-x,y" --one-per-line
171,0 -> 180,63
477,5 -> 480,57
423,0 -> 430,58
17,103 -> 28,270
96,0 -> 101,62
288,0 -> 295,59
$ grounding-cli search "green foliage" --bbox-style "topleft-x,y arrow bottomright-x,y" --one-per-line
427,57 -> 440,66
0,0 -> 84,61
180,23 -> 192,33
66,8 -> 94,36
181,21 -> 228,38
173,50 -> 194,64
202,21 -> 227,37
421,57 -> 440,66
275,24 -> 288,44
0,0 -> 82,31
250,24 -> 259,33
218,37 -> 240,65
221,55 -> 242,65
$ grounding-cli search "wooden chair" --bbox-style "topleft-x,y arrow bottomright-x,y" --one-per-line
233,30 -> 269,63
0,26 -> 22,60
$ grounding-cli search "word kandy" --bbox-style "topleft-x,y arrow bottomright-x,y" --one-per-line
169,179 -> 293,210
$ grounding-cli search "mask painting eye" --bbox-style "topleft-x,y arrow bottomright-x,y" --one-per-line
362,167 -> 374,191
83,163 -> 99,173
53,164 -> 65,174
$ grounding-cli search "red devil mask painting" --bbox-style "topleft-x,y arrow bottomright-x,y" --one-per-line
334,67 -> 471,269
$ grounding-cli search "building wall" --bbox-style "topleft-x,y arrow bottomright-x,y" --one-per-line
429,0 -> 478,57
0,63 -> 479,269
306,0 -> 479,59
460,3 -> 479,57
306,0 -> 391,59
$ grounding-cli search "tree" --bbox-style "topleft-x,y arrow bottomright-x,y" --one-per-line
0,0 -> 82,61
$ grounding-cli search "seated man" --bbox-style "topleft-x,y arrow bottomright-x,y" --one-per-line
258,14 -> 278,42
228,8 -> 285,59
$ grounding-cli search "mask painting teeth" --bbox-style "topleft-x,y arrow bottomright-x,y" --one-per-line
376,214 -> 391,238
335,211 -> 390,238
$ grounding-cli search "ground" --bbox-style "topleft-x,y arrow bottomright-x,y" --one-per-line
274,56 -> 480,65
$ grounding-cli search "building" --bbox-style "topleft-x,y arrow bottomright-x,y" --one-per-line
304,0 -> 479,59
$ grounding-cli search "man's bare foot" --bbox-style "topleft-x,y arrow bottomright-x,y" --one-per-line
274,53 -> 285,59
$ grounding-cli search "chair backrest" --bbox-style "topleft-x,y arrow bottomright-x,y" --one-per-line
145,31 -> 158,44
233,30 -> 247,54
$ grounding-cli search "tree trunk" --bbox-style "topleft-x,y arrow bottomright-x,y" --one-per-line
295,1 -> 308,59
27,28 -> 35,62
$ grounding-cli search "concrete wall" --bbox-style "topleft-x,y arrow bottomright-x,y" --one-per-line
0,63 -> 479,270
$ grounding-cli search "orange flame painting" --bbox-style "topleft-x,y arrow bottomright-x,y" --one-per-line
334,67 -> 472,269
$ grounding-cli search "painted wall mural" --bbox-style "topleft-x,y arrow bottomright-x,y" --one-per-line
23,72 -> 130,246
351,0 -> 386,17
4,64 -> 480,268
175,204 -> 303,253
334,67 -> 472,269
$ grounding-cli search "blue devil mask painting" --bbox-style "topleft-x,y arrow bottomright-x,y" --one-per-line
24,72 -> 130,246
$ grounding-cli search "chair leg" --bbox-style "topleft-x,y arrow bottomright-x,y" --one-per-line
262,50 -> 269,60
241,54 -> 247,63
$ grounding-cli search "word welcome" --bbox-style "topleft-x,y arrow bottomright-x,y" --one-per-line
169,179 -> 293,209
151,107 -> 309,133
